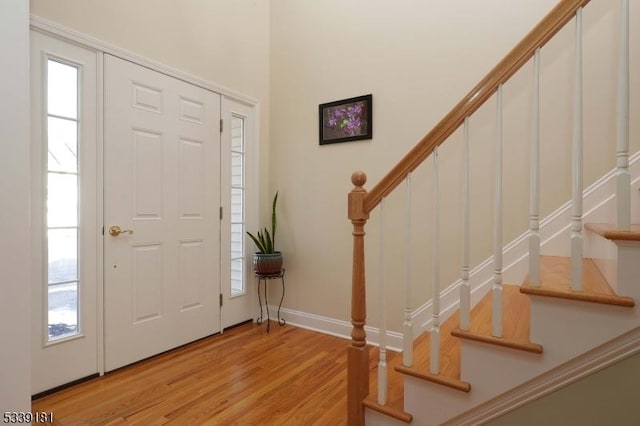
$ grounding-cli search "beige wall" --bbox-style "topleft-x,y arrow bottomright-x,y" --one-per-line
29,0 -> 640,332
488,352 -> 640,425
269,0 -> 639,328
31,0 -> 272,208
0,0 -> 31,412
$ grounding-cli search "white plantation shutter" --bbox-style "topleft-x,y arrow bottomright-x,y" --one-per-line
230,117 -> 245,294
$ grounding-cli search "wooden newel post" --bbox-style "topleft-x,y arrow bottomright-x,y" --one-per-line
348,171 -> 370,426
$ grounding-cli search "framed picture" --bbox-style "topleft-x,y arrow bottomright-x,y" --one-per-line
319,94 -> 372,145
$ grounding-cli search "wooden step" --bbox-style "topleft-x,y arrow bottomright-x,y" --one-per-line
365,346 -> 412,423
394,312 -> 471,393
451,285 -> 543,354
520,256 -> 635,307
585,223 -> 640,242
363,398 -> 412,423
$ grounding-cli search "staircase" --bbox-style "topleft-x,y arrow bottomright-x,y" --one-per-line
345,0 -> 639,424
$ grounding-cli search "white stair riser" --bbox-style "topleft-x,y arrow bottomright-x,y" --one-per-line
404,376 -> 474,425
461,342 -> 545,400
616,242 -> 640,297
586,238 -> 640,298
585,231 -> 619,291
585,174 -> 640,293
364,410 -> 408,426
530,296 -> 639,362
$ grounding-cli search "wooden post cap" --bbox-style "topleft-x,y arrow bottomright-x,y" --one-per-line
351,171 -> 367,188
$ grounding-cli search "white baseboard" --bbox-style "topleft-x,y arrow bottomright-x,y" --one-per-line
265,305 -> 404,352
446,326 -> 640,425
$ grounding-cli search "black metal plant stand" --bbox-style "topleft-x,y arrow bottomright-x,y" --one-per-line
256,268 -> 286,332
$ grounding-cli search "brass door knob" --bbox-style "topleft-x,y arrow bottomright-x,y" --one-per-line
109,225 -> 134,236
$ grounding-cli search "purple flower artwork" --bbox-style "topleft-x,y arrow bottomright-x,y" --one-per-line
327,102 -> 364,135
319,95 -> 372,145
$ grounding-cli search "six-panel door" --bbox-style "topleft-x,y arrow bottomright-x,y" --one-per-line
104,55 -> 221,371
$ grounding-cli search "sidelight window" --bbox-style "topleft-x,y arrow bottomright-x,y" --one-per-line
46,59 -> 80,341
230,116 -> 246,296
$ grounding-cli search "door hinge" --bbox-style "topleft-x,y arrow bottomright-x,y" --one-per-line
220,206 -> 223,220
101,226 -> 104,236
220,119 -> 223,133
219,293 -> 223,307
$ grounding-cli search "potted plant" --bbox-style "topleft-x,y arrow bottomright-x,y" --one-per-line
247,192 -> 283,275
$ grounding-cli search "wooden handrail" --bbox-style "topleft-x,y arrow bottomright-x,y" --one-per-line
363,0 -> 591,214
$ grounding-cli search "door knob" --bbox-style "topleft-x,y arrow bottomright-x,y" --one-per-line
109,225 -> 134,236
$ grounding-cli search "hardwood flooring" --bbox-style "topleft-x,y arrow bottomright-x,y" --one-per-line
32,322 -> 350,425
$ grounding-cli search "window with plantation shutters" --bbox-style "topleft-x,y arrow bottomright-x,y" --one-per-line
230,116 -> 246,295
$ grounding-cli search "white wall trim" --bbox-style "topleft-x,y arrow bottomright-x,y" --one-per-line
29,15 -> 258,107
265,305 -> 403,352
446,326 -> 640,425
96,50 -> 105,376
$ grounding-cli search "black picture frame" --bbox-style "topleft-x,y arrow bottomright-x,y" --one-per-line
319,94 -> 372,145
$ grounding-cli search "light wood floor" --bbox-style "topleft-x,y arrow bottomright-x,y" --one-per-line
32,322 -> 351,425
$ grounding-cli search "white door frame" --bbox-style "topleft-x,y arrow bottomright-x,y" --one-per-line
30,17 -> 260,387
30,16 -> 259,106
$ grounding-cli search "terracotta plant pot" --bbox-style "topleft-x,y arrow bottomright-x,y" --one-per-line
253,252 -> 283,276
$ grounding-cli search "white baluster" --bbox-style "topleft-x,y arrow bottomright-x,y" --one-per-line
529,48 -> 541,287
403,173 -> 413,367
431,148 -> 441,375
460,117 -> 471,331
616,0 -> 630,231
571,9 -> 584,291
378,198 -> 387,405
493,85 -> 504,338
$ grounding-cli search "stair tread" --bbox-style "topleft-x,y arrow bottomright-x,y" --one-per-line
394,311 -> 470,392
585,223 -> 640,242
362,398 -> 413,423
451,285 -> 543,353
520,256 -> 635,307
395,364 -> 471,392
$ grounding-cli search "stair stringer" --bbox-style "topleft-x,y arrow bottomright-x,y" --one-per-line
446,326 -> 640,425
402,297 -> 640,425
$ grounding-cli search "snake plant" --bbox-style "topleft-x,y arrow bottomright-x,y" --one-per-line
247,192 -> 279,254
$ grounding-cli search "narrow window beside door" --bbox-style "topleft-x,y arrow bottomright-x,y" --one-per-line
46,59 -> 80,341
230,116 -> 246,296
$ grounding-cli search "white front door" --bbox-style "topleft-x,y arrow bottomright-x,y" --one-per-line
30,31 -> 99,394
104,55 -> 221,371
